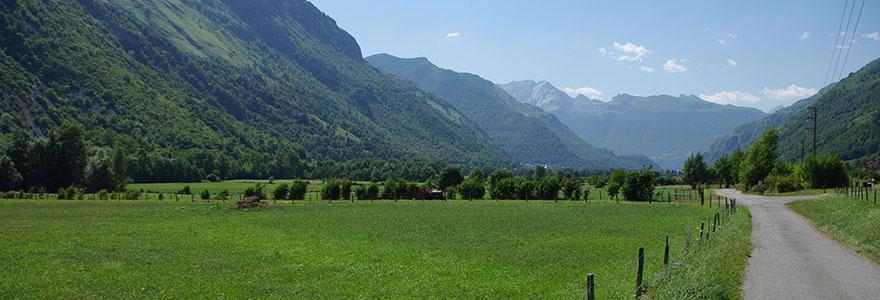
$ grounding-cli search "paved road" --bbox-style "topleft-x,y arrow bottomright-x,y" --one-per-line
716,189 -> 880,300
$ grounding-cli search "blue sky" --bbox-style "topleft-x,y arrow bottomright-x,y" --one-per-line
310,0 -> 880,112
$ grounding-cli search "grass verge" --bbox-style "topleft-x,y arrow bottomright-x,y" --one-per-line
788,196 -> 880,264
644,208 -> 752,300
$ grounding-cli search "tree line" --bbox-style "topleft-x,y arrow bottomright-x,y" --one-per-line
682,128 -> 850,193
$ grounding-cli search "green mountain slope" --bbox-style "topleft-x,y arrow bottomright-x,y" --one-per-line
777,58 -> 880,162
708,58 -> 880,164
709,59 -> 880,165
366,54 -> 655,170
499,81 -> 767,170
0,0 -> 512,180
705,89 -> 824,161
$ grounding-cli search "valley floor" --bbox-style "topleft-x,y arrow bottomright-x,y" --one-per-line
0,200 -> 735,298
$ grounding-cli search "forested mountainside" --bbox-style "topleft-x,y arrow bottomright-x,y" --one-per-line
366,54 -> 655,170
0,0 -> 514,181
500,81 -> 766,170
709,58 -> 880,164
705,89 -> 822,162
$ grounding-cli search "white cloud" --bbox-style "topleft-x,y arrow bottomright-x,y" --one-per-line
761,84 -> 817,101
865,32 -> 880,41
640,66 -> 655,73
563,86 -> 603,99
799,32 -> 812,40
662,59 -> 688,73
445,32 -> 460,39
699,91 -> 761,106
727,33 -> 738,38
727,59 -> 738,67
718,39 -> 728,45
598,42 -> 650,62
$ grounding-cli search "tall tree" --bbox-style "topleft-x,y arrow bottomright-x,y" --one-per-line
110,143 -> 129,192
0,154 -> 21,190
712,155 -> 736,187
534,165 -> 547,179
438,167 -> 464,191
682,153 -> 709,189
48,123 -> 88,191
740,128 -> 779,189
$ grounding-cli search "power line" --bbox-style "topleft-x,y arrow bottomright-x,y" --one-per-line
831,0 -> 858,83
838,0 -> 866,80
824,0 -> 850,86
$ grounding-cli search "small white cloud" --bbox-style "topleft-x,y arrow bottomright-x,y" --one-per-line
699,91 -> 761,106
599,42 -> 650,62
865,32 -> 880,41
640,66 -> 655,73
799,32 -> 812,40
760,84 -> 817,101
663,59 -> 688,73
727,59 -> 738,67
718,39 -> 728,45
563,86 -> 603,99
445,32 -> 461,39
727,33 -> 738,38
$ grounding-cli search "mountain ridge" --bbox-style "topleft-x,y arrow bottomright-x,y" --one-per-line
499,81 -> 767,169
366,53 -> 656,170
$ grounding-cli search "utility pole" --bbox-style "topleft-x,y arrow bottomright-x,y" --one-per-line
800,140 -> 805,160
808,106 -> 817,156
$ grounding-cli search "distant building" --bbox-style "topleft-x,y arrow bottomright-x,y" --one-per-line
424,189 -> 444,200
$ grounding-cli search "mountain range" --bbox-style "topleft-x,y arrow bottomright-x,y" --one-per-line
366,54 -> 654,170
499,81 -> 767,170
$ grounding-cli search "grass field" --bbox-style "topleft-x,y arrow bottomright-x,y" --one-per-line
0,200 -> 733,298
788,195 -> 880,264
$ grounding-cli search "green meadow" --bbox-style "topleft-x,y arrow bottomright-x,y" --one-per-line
789,195 -> 880,264
0,200 -> 739,298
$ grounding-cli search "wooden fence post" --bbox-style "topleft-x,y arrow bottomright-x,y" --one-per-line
663,236 -> 670,266
585,273 -> 595,300
636,247 -> 645,299
700,223 -> 704,240
684,228 -> 692,256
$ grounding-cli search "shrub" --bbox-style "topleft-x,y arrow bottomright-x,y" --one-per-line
200,189 -> 211,200
562,178 -> 583,200
179,185 -> 192,195
535,176 -> 561,200
622,168 -> 657,201
289,180 -> 308,200
766,174 -> 802,193
340,180 -> 353,200
273,183 -> 289,200
458,177 -> 486,200
244,184 -> 266,199
124,190 -> 141,200
58,186 -> 85,200
217,189 -> 230,200
322,179 -> 341,200
97,189 -> 110,200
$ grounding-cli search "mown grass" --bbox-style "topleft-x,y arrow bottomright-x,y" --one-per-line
788,195 -> 880,264
0,200 -> 724,298
645,207 -> 752,299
